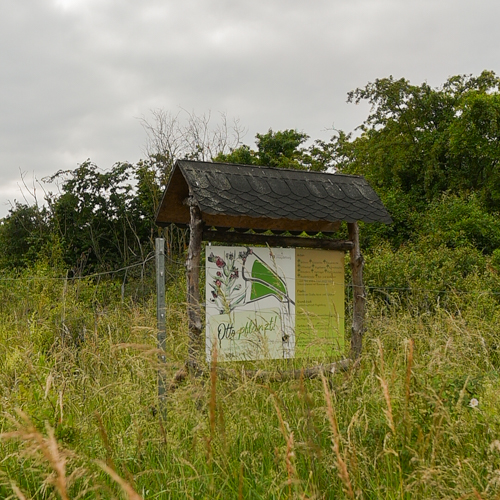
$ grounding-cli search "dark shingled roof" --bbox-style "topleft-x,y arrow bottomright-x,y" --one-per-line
156,160 -> 392,230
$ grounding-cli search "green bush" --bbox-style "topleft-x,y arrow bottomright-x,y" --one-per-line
414,193 -> 500,253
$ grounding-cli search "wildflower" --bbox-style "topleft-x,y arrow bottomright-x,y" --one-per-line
211,291 -> 218,299
215,280 -> 222,287
469,398 -> 479,408
216,258 -> 225,268
216,271 -> 222,277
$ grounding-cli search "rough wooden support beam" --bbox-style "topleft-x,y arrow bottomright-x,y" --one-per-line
348,222 -> 365,359
186,195 -> 204,372
167,359 -> 352,391
203,229 -> 354,251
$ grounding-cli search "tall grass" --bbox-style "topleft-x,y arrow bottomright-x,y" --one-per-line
1,260 -> 500,499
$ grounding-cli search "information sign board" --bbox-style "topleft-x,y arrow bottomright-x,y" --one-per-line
206,246 -> 344,362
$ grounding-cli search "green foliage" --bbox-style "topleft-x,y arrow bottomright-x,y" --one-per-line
328,71 -> 500,252
358,187 -> 421,250
214,143 -> 256,165
133,157 -> 163,218
335,70 -> 500,208
448,91 -> 500,209
361,233 -> 500,332
215,128 -> 333,171
414,193 -> 500,253
0,156 -> 170,273
42,159 -> 164,272
255,128 -> 310,169
361,191 -> 500,255
0,203 -> 52,268
48,161 -> 137,270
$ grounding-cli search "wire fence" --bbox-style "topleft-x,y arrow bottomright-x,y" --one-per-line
0,226 -> 500,319
0,255 -> 156,282
0,254 -> 499,300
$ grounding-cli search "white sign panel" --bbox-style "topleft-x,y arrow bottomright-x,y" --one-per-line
206,246 -> 295,362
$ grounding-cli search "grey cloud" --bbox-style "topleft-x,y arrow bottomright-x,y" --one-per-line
1,0 -> 500,216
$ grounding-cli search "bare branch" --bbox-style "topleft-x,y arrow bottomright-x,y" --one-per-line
139,108 -> 246,182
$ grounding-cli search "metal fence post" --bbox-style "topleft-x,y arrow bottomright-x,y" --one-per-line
156,237 -> 167,418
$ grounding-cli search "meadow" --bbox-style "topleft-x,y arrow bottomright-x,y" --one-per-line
1,246 -> 500,499
3,69 -> 500,499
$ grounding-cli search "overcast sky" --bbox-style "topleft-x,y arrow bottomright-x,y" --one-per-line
1,0 -> 499,217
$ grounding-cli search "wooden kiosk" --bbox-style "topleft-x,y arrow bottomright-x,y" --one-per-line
156,160 -> 392,375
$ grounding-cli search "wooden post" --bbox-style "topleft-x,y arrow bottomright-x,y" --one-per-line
186,195 -> 204,372
156,237 -> 167,416
348,222 -> 365,359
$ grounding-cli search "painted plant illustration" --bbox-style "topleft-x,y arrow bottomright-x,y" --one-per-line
206,246 -> 298,362
207,251 -> 245,315
208,247 -> 295,315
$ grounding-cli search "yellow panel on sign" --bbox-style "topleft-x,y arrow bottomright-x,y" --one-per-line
295,249 -> 345,357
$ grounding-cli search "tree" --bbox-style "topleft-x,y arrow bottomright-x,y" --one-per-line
140,109 -> 246,183
329,71 -> 500,251
448,91 -> 500,208
0,203 -> 51,268
333,70 -> 500,207
47,160 -> 154,271
255,129 -> 310,169
215,128 -> 334,171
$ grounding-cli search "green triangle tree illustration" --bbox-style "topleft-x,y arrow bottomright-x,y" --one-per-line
249,259 -> 287,301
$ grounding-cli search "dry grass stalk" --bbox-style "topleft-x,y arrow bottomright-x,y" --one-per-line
346,411 -> 361,483
376,340 -> 396,435
0,411 -> 69,500
97,461 -> 143,500
285,431 -> 296,498
456,375 -> 471,411
209,343 -> 218,440
205,341 -> 218,467
271,393 -> 288,444
456,489 -> 487,500
58,390 -> 64,425
10,482 -> 28,500
321,373 -> 355,500
205,343 -> 219,495
402,337 -> 415,464
95,412 -> 116,471
271,395 -> 299,498
404,338 -> 414,417
113,343 -> 163,357
473,489 -> 485,500
238,461 -> 244,500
